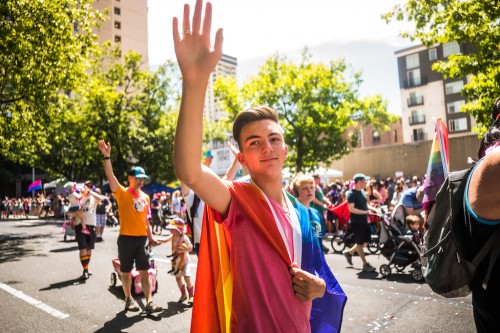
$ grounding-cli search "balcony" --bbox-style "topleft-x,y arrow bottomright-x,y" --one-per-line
403,76 -> 428,89
412,132 -> 428,142
407,96 -> 424,107
409,115 -> 426,125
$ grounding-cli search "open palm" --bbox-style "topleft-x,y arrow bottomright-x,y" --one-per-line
173,0 -> 223,81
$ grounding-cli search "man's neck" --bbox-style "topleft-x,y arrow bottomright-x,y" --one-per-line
251,176 -> 284,206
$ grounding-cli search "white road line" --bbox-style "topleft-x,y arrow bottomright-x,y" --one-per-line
0,283 -> 69,319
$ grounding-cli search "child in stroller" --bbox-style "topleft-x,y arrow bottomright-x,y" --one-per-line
378,204 -> 424,281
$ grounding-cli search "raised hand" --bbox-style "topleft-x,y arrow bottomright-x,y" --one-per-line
172,0 -> 223,81
98,140 -> 111,157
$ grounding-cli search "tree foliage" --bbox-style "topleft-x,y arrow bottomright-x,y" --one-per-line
40,44 -> 181,184
0,0 -> 105,163
215,50 -> 396,172
384,0 -> 500,133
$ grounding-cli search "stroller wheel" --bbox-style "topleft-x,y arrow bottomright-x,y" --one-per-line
380,264 -> 391,278
110,272 -> 117,287
412,268 -> 424,281
330,236 -> 346,254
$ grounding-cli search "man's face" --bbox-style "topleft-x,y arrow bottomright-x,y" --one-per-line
129,176 -> 146,189
237,119 -> 287,177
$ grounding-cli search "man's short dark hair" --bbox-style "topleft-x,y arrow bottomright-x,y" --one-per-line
233,106 -> 280,149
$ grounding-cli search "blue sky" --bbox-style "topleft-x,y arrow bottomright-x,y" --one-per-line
147,0 -> 416,115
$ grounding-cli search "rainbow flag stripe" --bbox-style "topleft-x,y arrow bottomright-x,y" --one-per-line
422,118 -> 449,213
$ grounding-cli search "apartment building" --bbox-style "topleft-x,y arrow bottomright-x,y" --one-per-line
204,54 -> 238,125
92,0 -> 149,66
395,42 -> 477,143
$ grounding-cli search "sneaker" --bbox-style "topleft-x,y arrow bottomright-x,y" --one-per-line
178,294 -> 188,303
81,270 -> 89,280
343,251 -> 353,265
145,301 -> 162,314
362,263 -> 376,272
125,298 -> 140,312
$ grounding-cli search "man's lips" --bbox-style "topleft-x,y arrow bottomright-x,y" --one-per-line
260,157 -> 278,162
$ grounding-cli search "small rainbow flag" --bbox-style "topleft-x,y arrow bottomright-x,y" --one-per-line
27,180 -> 42,192
422,118 -> 449,214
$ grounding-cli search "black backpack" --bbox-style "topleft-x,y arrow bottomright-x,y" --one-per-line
423,164 -> 500,298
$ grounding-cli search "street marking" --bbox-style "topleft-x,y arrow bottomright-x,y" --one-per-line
0,283 -> 69,319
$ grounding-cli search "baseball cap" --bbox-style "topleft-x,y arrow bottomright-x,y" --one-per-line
128,166 -> 149,179
353,173 -> 370,182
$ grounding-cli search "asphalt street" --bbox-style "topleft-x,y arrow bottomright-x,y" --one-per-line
0,218 -> 476,333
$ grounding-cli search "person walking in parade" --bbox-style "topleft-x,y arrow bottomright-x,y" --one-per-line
172,1 -> 346,331
98,141 -> 162,314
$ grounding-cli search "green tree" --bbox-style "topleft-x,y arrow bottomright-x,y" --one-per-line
0,0 -> 105,164
39,44 -> 181,184
216,50 -> 397,172
384,0 -> 500,133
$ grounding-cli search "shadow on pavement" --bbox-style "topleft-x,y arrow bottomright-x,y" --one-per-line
39,277 -> 87,291
355,269 -> 426,284
93,310 -> 150,333
0,234 -> 50,263
50,246 -> 79,253
159,301 -> 192,318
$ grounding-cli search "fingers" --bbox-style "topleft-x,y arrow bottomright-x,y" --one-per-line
192,0 -> 202,35
202,2 -> 212,40
214,28 -> 223,54
182,3 -> 191,34
172,17 -> 180,44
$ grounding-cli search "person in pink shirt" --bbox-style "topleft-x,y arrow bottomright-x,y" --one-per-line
172,1 -> 346,331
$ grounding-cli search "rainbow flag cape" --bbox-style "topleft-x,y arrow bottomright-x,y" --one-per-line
27,180 -> 42,192
422,118 -> 449,214
191,182 -> 346,333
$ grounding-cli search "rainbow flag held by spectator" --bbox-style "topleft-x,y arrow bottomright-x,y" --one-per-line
27,180 -> 42,192
422,118 -> 449,214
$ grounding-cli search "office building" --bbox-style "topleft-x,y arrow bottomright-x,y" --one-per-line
92,0 -> 149,66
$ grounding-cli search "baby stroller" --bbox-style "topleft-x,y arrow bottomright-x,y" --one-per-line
378,204 -> 424,281
110,245 -> 158,295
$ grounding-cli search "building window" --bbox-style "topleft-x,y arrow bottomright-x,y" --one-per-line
443,41 -> 460,58
409,110 -> 425,125
447,100 -> 465,114
408,91 -> 424,107
372,130 -> 380,144
115,35 -> 121,42
445,80 -> 464,95
114,7 -> 121,15
429,48 -> 437,61
407,69 -> 421,87
394,130 -> 398,142
449,117 -> 468,132
406,54 -> 419,69
115,21 -> 121,29
413,128 -> 426,142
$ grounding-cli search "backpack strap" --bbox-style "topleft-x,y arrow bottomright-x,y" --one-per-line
471,226 -> 500,290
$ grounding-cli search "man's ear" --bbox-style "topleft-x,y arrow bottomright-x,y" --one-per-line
237,152 -> 247,166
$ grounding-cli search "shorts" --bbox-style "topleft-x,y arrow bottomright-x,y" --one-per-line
350,222 -> 371,245
75,224 -> 96,250
68,206 -> 80,212
117,235 -> 149,273
96,214 -> 106,228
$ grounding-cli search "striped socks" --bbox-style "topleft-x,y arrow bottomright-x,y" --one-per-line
80,255 -> 91,271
